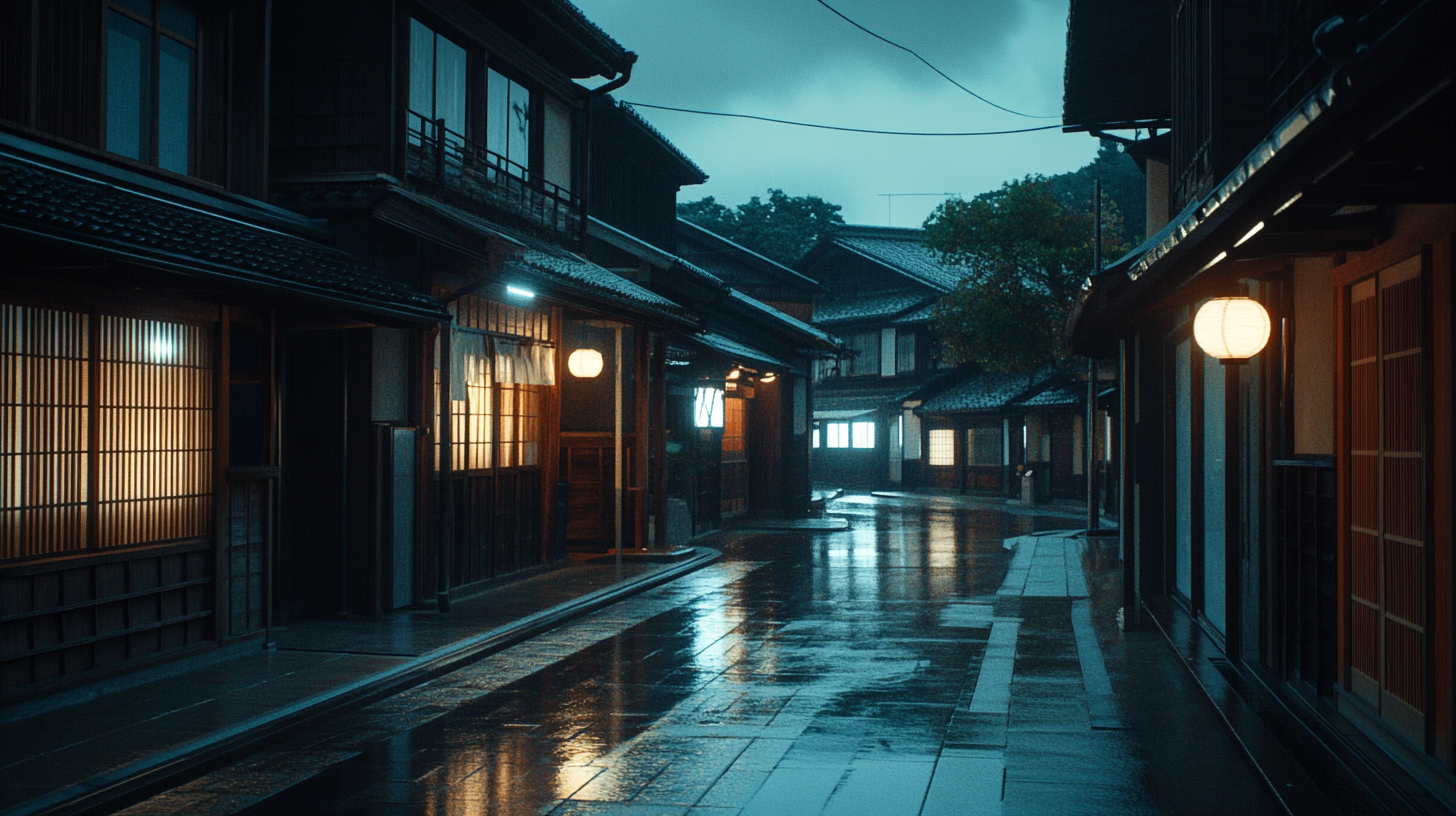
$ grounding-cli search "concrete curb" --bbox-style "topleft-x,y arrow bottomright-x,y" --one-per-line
9,547 -> 722,816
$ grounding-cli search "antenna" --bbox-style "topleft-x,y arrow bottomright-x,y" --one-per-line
876,192 -> 959,226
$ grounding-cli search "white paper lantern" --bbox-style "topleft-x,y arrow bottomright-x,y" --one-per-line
1193,297 -> 1271,362
567,348 -> 604,378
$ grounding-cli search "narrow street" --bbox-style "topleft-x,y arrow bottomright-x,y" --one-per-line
118,495 -> 1284,816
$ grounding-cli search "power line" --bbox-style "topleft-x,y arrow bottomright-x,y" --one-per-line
622,102 -> 1062,136
813,0 -> 1059,120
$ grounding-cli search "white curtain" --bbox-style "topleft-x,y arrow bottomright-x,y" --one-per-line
494,339 -> 555,385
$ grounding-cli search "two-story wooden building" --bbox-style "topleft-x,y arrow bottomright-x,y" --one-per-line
1065,0 -> 1454,808
797,225 -> 970,489
0,0 -> 708,698
583,98 -> 838,540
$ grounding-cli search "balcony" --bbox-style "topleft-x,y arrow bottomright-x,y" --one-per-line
404,111 -> 580,238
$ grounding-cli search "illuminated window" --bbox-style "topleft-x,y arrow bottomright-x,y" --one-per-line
851,421 -> 875,449
1,305 -> 213,560
722,398 -> 746,462
499,383 -> 541,467
826,422 -> 850,448
812,422 -> 820,448
928,429 -> 955,466
694,386 -> 724,428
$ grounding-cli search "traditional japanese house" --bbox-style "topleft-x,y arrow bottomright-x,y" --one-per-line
797,225 -> 969,489
1065,0 -> 1454,807
0,1 -> 450,696
675,217 -> 824,324
266,1 -> 698,604
914,367 -> 1093,500
583,98 -> 838,540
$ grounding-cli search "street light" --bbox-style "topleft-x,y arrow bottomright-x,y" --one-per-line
567,348 -> 604,378
1193,297 -> 1271,364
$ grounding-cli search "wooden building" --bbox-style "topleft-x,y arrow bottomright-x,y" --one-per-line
1065,0 -> 1455,808
797,225 -> 969,489
0,0 -> 703,697
914,367 -> 1092,500
583,98 -> 838,540
0,0 -> 447,696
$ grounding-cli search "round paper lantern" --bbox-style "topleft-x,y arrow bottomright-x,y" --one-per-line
567,348 -> 604,378
1193,297 -> 1271,362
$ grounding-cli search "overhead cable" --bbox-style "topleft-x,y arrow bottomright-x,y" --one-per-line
623,102 -> 1061,136
813,0 -> 1059,119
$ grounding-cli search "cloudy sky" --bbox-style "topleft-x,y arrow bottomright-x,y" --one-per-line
571,0 -> 1100,228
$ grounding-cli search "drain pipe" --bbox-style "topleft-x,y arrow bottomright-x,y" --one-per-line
578,55 -> 638,248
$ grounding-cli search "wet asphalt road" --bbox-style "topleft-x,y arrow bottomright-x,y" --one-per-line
125,495 -> 1285,815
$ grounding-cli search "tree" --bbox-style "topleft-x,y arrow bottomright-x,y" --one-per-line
923,175 -> 1128,373
678,188 -> 843,266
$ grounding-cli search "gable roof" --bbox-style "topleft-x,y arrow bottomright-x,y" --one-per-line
598,99 -> 707,186
675,218 -> 823,294
916,366 -> 1063,415
800,225 -> 972,294
813,293 -> 933,327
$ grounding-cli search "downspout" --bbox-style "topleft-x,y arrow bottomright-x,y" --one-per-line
578,54 -> 637,248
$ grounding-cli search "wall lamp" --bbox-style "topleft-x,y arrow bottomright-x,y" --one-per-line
1193,297 -> 1271,364
506,285 -> 535,299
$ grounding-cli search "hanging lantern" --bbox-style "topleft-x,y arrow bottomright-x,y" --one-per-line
1193,297 -> 1271,363
567,348 -> 604,378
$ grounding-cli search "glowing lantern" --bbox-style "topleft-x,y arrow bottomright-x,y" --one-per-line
567,348 -> 604,378
1193,297 -> 1271,363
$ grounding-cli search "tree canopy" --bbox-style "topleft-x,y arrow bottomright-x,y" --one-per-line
678,188 -> 844,267
923,169 -> 1131,374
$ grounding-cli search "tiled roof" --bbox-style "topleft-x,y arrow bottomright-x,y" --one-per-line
509,235 -> 694,325
829,225 -> 974,293
0,149 -> 445,321
676,218 -> 823,293
727,290 -> 839,351
690,332 -> 784,368
814,293 -> 931,326
613,101 -> 708,183
916,367 -> 1061,415
1016,384 -> 1083,407
814,387 -> 919,414
586,216 -> 726,293
892,302 -> 938,325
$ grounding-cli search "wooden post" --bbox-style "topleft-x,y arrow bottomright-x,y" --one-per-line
436,320 -> 453,613
651,333 -> 668,549
634,328 -> 649,550
613,326 -> 623,565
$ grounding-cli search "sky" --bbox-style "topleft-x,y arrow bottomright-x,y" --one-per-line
570,0 -> 1101,228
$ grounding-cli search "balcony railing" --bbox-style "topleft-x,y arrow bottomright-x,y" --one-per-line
405,110 -> 580,237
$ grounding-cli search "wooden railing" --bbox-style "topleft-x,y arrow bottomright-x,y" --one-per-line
405,111 -> 580,236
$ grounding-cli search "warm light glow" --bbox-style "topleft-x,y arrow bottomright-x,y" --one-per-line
726,368 -> 741,380
566,348 -> 603,378
1193,297 -> 1271,362
505,285 -> 535,299
1197,251 -> 1228,274
1273,192 -> 1303,216
761,372 -> 777,383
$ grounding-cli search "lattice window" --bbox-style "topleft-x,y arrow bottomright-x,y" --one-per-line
851,421 -> 875,449
722,398 -> 746,462
452,294 -> 551,341
967,425 -> 1002,467
1,305 -> 90,559
825,422 -> 850,449
1,305 -> 213,561
499,383 -> 541,468
927,429 -> 954,466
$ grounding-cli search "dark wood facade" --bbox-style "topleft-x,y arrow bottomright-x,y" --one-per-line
1066,0 -> 1455,807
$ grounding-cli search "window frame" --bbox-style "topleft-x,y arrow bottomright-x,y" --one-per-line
104,0 -> 199,175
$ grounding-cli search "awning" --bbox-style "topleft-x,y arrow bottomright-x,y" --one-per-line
813,409 -> 878,421
0,141 -> 447,323
687,332 -> 785,369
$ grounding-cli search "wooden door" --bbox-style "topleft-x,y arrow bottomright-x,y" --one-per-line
1345,255 -> 1426,743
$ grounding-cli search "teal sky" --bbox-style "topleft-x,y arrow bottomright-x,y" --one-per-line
571,0 -> 1101,228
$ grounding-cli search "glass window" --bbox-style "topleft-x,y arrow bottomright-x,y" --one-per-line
812,422 -> 820,448
927,429 -> 955,466
967,426 -> 1003,466
409,19 -> 468,151
106,1 -> 196,173
851,421 -> 876,449
693,386 -> 724,428
842,331 -> 879,376
896,330 -> 916,375
826,422 -> 850,448
487,68 -> 532,175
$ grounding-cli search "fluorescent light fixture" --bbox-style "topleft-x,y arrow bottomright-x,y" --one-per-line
1272,192 -> 1303,216
1197,251 -> 1228,274
1234,221 -> 1265,247
506,285 -> 535,299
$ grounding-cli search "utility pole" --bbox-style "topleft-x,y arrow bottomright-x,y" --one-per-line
1087,179 -> 1101,533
